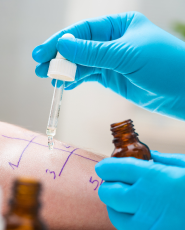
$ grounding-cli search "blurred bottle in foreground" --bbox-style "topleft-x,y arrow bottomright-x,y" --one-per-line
0,187 -> 4,230
4,178 -> 47,230
111,119 -> 151,160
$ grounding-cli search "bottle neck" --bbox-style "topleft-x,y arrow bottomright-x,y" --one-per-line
111,119 -> 139,147
9,178 -> 41,217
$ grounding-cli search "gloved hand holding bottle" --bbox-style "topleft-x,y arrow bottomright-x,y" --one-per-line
33,11 -> 185,120
95,151 -> 185,230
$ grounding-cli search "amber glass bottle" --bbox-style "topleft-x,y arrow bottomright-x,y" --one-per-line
5,178 -> 47,230
111,119 -> 151,160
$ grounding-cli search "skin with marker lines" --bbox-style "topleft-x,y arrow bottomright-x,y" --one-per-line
0,122 -> 115,230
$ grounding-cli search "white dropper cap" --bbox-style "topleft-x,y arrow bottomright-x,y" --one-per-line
47,33 -> 77,82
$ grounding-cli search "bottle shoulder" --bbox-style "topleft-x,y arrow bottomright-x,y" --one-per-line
112,140 -> 151,160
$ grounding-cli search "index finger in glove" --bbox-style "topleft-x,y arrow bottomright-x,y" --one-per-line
95,157 -> 154,184
32,14 -> 122,63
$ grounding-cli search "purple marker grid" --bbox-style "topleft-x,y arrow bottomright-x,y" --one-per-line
3,135 -> 99,180
2,135 -> 99,164
8,135 -> 38,170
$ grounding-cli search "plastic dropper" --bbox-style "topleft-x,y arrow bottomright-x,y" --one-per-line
46,80 -> 65,150
46,33 -> 77,150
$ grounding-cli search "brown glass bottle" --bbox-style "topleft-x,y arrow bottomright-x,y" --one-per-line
5,178 -> 47,230
111,119 -> 151,160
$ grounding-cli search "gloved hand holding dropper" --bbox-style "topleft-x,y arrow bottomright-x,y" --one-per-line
32,11 -> 185,230
33,11 -> 185,120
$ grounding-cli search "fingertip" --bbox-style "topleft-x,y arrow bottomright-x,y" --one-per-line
32,45 -> 46,63
95,162 -> 102,177
32,43 -> 56,63
35,62 -> 49,78
95,158 -> 111,177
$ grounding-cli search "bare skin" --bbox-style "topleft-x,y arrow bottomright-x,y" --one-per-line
0,122 -> 115,230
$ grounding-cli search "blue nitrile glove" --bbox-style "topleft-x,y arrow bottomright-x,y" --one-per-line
32,11 -> 185,120
95,151 -> 185,230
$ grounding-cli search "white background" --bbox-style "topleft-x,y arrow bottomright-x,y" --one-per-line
1,0 -> 185,156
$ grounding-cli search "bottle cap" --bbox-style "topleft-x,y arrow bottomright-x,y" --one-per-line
47,33 -> 77,82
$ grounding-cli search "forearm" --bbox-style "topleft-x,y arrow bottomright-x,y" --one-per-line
0,122 -> 115,230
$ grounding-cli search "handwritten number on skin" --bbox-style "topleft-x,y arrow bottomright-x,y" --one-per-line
89,177 -> 104,190
46,169 -> 56,179
45,148 -> 78,180
89,177 -> 103,191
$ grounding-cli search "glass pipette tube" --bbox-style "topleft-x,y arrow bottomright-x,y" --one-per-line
46,80 -> 65,150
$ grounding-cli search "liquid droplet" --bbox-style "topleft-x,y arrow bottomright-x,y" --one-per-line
48,136 -> 54,150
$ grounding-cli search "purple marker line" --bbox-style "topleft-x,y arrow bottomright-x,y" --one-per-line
3,135 -> 100,164
51,146 -> 72,153
58,148 -> 78,176
31,142 -> 72,154
8,136 -> 38,170
2,135 -> 73,153
2,135 -> 31,142
100,179 -> 104,185
46,169 -> 56,179
73,153 -> 99,163
63,145 -> 71,148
